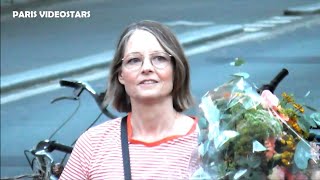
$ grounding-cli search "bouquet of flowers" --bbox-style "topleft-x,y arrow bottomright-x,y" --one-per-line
192,66 -> 319,179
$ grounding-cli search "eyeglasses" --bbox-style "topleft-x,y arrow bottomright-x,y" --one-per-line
122,51 -> 172,71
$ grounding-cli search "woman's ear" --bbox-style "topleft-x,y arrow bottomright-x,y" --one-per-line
118,72 -> 125,85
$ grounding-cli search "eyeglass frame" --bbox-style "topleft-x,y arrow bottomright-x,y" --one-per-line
121,51 -> 173,71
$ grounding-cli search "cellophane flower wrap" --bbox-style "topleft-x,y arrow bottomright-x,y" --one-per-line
192,75 -> 319,180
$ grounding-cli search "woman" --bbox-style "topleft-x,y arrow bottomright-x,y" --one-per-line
60,20 -> 199,179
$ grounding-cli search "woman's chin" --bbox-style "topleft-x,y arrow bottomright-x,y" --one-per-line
135,93 -> 167,103
137,94 -> 159,102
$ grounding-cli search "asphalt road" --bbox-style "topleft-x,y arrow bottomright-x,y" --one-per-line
1,0 -> 318,76
1,14 -> 319,177
187,23 -> 320,110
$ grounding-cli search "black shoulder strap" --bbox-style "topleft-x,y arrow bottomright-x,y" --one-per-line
121,116 -> 132,180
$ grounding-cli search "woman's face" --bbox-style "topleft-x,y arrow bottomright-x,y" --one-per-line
118,30 -> 174,103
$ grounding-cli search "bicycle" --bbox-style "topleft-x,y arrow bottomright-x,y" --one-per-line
1,80 -> 116,180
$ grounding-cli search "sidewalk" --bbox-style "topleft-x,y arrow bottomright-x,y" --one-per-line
284,2 -> 320,15
1,2 -> 320,96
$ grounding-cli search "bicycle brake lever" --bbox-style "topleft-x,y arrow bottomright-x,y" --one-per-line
35,150 -> 54,164
51,96 -> 79,104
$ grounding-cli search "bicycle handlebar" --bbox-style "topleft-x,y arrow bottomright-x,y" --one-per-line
47,141 -> 73,154
60,80 -> 97,97
257,68 -> 289,94
32,140 -> 73,154
59,80 -> 116,119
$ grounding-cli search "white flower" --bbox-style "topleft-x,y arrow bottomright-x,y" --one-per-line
267,166 -> 285,180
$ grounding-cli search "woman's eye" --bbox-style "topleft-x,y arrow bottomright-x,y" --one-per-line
127,58 -> 142,64
153,56 -> 167,62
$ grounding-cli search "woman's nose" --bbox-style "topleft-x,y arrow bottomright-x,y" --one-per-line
141,56 -> 154,72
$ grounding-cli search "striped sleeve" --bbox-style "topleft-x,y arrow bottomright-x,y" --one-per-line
59,130 -> 93,179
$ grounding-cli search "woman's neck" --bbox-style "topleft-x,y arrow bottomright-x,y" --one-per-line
130,98 -> 178,142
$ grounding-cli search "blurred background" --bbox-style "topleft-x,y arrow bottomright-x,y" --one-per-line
1,0 -> 320,177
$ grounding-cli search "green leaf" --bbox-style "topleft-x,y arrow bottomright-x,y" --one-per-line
248,154 -> 262,168
237,156 -> 248,166
215,130 -> 239,149
250,171 -> 266,180
234,169 -> 248,180
310,112 -> 320,126
230,58 -> 246,67
191,167 -> 212,179
198,129 -> 207,144
252,140 -> 267,153
231,72 -> 250,79
303,114 -> 317,128
294,140 -> 311,170
200,95 -> 220,124
199,140 -> 210,156
198,117 -> 208,129
304,90 -> 311,97
297,115 -> 311,133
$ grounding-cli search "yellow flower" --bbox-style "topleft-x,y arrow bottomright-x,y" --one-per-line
281,151 -> 293,159
281,158 -> 291,166
293,103 -> 304,113
282,92 -> 294,103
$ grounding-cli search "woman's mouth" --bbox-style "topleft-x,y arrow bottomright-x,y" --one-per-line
139,79 -> 158,85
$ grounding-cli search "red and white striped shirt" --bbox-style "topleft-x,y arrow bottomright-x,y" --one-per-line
60,113 -> 199,180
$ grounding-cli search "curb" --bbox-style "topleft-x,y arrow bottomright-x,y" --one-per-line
0,25 -> 243,94
178,25 -> 243,47
284,3 -> 320,15
1,51 -> 114,93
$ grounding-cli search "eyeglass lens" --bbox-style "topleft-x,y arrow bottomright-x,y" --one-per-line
122,52 -> 171,70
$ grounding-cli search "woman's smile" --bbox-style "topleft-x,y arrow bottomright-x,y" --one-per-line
139,79 -> 159,86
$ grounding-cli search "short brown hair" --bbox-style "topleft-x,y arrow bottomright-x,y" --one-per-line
105,20 -> 194,112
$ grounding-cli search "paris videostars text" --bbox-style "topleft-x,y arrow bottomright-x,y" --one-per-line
12,11 -> 91,18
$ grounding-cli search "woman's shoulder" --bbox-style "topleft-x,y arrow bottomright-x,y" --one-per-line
173,114 -> 198,136
80,117 -> 123,140
67,117 -> 125,168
